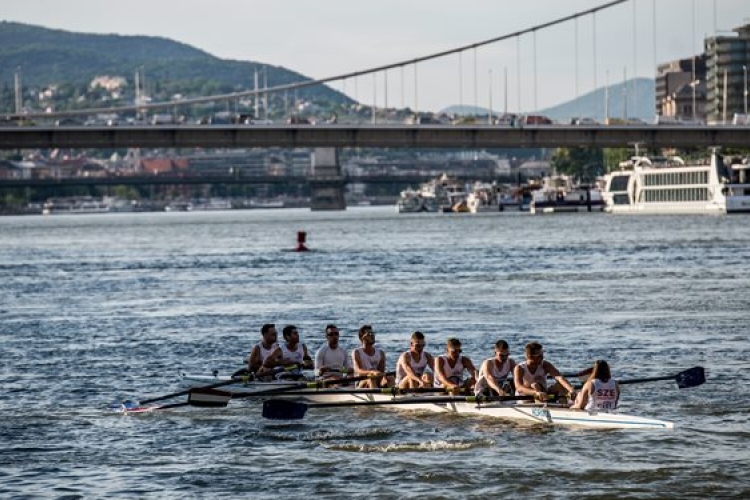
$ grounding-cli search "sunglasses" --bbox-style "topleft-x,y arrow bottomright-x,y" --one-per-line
449,348 -> 462,354
327,332 -> 339,337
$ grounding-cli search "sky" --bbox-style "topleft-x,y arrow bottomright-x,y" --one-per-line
3,0 -> 750,113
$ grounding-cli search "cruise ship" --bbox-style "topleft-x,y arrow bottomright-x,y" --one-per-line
602,152 -> 750,214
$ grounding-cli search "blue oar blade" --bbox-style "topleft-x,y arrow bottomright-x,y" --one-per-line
262,399 -> 308,420
676,366 -> 705,389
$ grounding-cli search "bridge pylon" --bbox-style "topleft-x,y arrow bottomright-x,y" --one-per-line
309,148 -> 346,211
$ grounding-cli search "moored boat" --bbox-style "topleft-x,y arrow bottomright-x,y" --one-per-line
602,151 -> 750,214
529,175 -> 605,214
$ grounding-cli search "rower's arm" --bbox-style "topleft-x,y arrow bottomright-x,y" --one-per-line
398,353 -> 419,382
483,360 -> 504,394
248,346 -> 262,373
434,358 -> 454,388
301,344 -> 313,368
547,362 -> 575,393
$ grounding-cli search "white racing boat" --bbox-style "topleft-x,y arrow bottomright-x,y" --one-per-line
260,393 -> 675,430
181,375 -> 673,430
170,367 -> 704,430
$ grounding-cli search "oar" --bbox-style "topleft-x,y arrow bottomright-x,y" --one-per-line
118,371 -> 400,413
252,386 -> 473,397
122,364 -> 299,407
618,366 -> 705,389
262,394 -> 544,420
229,371 -> 397,400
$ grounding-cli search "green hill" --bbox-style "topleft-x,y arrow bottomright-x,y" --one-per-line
0,21 -> 351,113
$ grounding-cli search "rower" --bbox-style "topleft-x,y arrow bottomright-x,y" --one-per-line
513,341 -> 575,404
352,325 -> 393,388
247,323 -> 281,379
269,325 -> 313,380
314,324 -> 353,380
474,340 -> 516,397
434,338 -> 477,394
396,331 -> 435,389
571,359 -> 620,411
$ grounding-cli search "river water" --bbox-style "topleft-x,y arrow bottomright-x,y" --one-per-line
1,207 -> 748,499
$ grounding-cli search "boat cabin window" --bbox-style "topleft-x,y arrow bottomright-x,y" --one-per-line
609,175 -> 630,192
612,194 -> 630,205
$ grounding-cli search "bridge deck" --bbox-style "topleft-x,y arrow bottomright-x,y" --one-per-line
1,124 -> 749,150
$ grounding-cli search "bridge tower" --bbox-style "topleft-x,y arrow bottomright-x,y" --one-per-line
309,148 -> 346,210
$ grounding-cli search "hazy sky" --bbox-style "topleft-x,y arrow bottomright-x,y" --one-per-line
4,0 -> 750,112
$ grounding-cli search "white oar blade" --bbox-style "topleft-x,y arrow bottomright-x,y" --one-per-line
188,388 -> 232,407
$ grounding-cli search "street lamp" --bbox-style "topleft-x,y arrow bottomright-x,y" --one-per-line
744,65 -> 748,115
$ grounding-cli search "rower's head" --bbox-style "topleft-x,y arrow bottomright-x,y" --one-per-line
525,342 -> 544,365
592,359 -> 611,382
282,325 -> 299,344
410,331 -> 426,351
325,324 -> 340,347
261,323 -> 277,346
494,339 -> 510,361
358,325 -> 375,345
446,338 -> 462,358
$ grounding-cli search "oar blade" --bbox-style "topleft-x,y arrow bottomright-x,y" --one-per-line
675,366 -> 705,389
262,399 -> 308,420
187,387 -> 232,408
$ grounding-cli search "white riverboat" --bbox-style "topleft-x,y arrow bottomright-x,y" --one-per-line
396,174 -> 469,213
42,196 -> 112,215
529,175 -> 605,214
602,151 -> 750,214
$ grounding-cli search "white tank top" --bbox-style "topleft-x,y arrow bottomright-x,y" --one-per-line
515,362 -> 547,395
435,355 -> 466,387
475,358 -> 512,393
587,378 -> 619,411
352,347 -> 384,371
254,342 -> 278,364
396,351 -> 429,383
280,343 -> 306,365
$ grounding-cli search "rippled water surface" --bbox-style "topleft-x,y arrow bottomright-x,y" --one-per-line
1,208 -> 749,499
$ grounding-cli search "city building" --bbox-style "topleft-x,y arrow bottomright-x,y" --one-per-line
705,23 -> 750,124
655,56 -> 706,120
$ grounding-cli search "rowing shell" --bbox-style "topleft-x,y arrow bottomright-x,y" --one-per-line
282,393 -> 674,430
180,374 -> 674,429
432,401 -> 674,430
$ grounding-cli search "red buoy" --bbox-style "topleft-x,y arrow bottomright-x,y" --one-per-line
295,231 -> 309,252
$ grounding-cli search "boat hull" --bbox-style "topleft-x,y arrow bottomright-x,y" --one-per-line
181,374 -> 673,429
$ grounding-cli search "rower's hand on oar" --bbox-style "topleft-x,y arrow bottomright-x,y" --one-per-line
534,391 -> 548,402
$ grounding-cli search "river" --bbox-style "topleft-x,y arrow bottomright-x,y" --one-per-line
1,207 -> 748,499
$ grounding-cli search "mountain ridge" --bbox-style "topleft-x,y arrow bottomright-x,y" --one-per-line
441,78 -> 655,122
